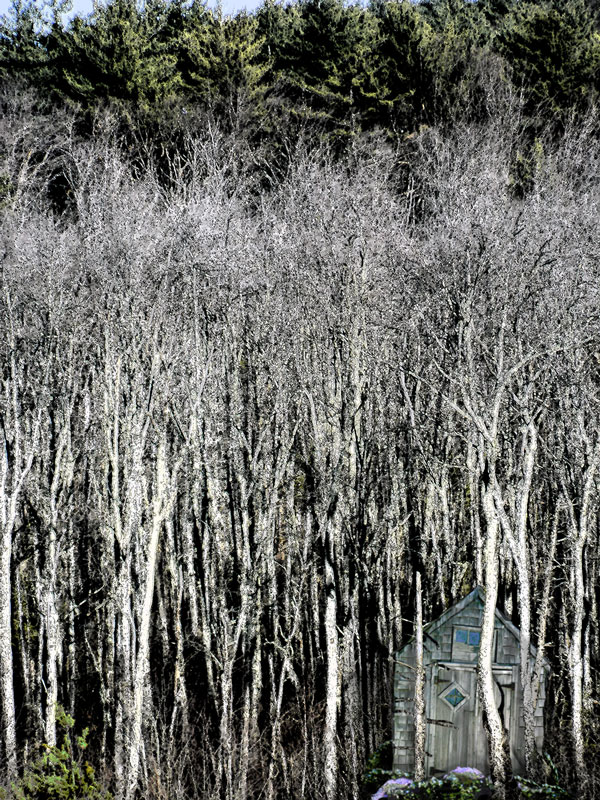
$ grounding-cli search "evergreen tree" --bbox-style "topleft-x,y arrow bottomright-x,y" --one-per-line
0,0 -> 50,83
177,6 -> 268,125
369,0 -> 429,133
44,0 -> 181,110
497,0 -> 600,118
418,0 -> 497,123
13,709 -> 111,800
259,0 -> 377,140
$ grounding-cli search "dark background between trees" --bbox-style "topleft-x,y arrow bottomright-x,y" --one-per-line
0,0 -> 600,798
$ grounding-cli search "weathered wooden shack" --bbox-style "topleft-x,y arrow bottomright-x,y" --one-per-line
393,587 -> 547,777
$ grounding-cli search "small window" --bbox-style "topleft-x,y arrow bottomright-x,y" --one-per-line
452,625 -> 484,662
445,687 -> 466,707
439,681 -> 470,711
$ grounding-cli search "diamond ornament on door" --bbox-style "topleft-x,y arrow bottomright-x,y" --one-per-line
440,681 -> 470,712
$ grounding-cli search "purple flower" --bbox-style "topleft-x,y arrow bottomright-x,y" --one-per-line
371,788 -> 388,800
371,777 -> 414,799
443,767 -> 486,784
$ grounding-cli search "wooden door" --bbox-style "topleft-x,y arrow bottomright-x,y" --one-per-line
426,664 -> 515,776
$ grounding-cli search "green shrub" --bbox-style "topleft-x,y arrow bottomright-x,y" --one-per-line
369,765 -> 573,799
516,777 -> 571,799
406,775 -> 490,798
362,740 -> 410,793
11,708 -> 111,800
516,753 -> 572,799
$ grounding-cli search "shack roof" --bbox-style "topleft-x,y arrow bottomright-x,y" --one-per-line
398,585 -> 549,666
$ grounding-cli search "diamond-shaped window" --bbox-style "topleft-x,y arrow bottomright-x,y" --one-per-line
440,681 -> 469,711
445,687 -> 465,707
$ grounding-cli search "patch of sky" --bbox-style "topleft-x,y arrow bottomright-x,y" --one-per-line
0,0 -> 262,24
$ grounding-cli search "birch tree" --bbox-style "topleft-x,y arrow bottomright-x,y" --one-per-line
0,285 -> 45,778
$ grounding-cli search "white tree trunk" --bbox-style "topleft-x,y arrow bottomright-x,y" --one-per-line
0,510 -> 17,779
479,477 -> 510,797
563,438 -> 599,791
125,437 -> 171,800
0,325 -> 40,778
323,522 -> 339,800
413,570 -> 426,782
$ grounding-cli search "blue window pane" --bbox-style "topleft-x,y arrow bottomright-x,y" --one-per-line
445,687 -> 465,707
455,629 -> 468,643
468,631 -> 481,646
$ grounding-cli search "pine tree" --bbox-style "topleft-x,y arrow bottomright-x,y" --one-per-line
177,5 -> 269,127
497,0 -> 600,118
418,0 -> 497,123
259,0 -> 377,140
369,0 -> 429,133
0,0 -> 50,84
44,0 -> 181,111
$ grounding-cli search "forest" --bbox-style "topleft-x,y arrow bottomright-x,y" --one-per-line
0,0 -> 600,798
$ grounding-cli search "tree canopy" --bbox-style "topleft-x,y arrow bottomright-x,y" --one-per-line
1,0 -> 598,140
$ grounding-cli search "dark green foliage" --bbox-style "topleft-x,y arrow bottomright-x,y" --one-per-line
175,4 -> 268,119
262,0 -> 376,139
418,0 -> 499,124
496,0 -> 600,119
369,757 -> 573,799
2,0 -> 600,144
517,780 -> 570,799
369,0 -> 429,132
516,755 -> 572,800
44,0 -> 181,110
11,709 -> 111,800
0,0 -> 51,82
370,772 -> 493,799
362,740 -> 405,792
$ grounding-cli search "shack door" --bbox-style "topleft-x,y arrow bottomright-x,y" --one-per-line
426,664 -> 515,776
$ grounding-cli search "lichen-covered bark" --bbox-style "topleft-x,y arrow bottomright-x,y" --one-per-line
413,571 -> 426,782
